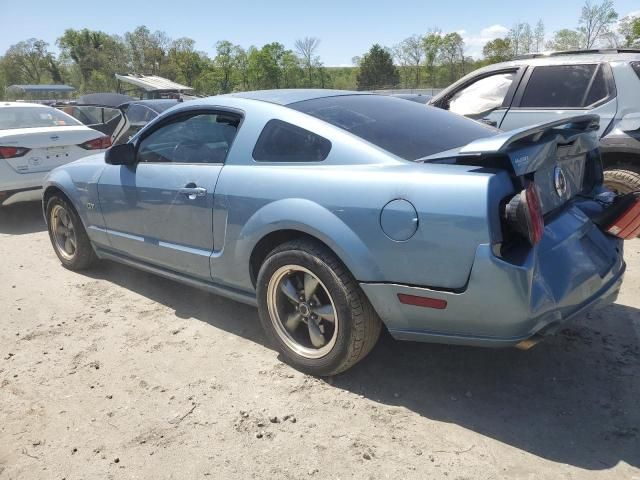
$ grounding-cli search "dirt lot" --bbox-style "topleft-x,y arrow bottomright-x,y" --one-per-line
0,201 -> 639,480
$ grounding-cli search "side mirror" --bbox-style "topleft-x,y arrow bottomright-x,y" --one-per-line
105,143 -> 136,165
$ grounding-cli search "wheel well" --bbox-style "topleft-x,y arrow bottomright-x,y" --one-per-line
249,230 -> 335,287
42,186 -> 70,223
601,151 -> 640,172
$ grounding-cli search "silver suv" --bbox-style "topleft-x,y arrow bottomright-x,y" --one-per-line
429,49 -> 640,194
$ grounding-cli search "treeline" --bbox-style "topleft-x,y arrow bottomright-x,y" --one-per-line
392,1 -> 639,89
0,0 -> 638,98
0,27 -> 336,97
482,0 -> 639,64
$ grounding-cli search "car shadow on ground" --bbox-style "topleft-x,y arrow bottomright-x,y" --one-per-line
335,303 -> 640,471
84,260 -> 639,471
0,201 -> 46,235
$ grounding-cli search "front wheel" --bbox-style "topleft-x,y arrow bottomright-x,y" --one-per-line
46,195 -> 98,270
256,239 -> 381,376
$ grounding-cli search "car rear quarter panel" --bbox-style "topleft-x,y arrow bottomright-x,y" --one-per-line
210,161 -> 513,292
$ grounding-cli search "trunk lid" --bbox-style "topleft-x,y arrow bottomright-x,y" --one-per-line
0,126 -> 101,174
424,115 -> 601,215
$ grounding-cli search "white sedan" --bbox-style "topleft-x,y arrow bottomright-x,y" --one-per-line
0,102 -> 111,205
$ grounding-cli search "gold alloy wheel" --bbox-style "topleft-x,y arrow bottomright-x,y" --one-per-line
266,265 -> 339,359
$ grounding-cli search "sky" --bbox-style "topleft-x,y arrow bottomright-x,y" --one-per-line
1,0 -> 639,66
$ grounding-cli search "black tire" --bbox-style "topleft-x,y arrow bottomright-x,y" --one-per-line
256,239 -> 381,376
46,195 -> 98,270
604,167 -> 640,195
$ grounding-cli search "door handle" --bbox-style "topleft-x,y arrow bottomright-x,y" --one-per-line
178,186 -> 207,199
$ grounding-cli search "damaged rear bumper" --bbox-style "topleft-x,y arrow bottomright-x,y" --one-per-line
360,205 -> 625,347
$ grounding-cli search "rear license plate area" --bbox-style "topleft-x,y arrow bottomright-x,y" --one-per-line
580,233 -> 615,278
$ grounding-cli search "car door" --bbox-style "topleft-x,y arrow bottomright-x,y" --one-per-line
500,63 -> 618,137
63,105 -> 124,138
97,109 -> 241,280
112,104 -> 158,145
429,67 -> 525,128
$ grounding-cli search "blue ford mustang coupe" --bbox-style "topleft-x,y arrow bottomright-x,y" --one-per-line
42,89 -> 637,375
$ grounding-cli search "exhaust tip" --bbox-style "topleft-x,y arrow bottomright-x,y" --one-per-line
515,335 -> 543,351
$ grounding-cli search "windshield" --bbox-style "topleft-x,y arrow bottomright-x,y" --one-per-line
289,94 -> 496,160
0,106 -> 82,130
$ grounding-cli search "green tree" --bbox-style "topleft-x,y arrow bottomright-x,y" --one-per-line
281,51 -> 303,88
3,39 -> 54,84
422,31 -> 442,87
483,38 -> 514,63
619,14 -> 640,47
438,33 -> 465,84
578,0 -> 618,48
213,40 -> 239,93
165,38 -> 206,86
392,43 -> 411,88
57,29 -> 124,91
125,26 -> 169,74
546,29 -> 584,50
234,46 -> 250,90
356,44 -> 399,90
400,35 -> 424,87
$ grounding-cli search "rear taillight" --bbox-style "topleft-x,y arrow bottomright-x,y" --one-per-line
0,146 -> 30,159
504,184 -> 545,246
78,136 -> 112,150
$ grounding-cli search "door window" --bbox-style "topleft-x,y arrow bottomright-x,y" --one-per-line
449,72 -> 516,117
137,113 -> 239,164
519,64 -> 609,108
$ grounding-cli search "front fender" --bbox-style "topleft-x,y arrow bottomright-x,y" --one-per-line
235,198 -> 383,282
42,158 -> 108,246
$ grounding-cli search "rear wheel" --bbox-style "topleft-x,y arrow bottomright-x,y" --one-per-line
256,239 -> 381,376
604,167 -> 640,195
46,195 -> 97,270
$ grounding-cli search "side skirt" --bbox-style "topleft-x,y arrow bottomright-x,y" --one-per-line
95,247 -> 258,307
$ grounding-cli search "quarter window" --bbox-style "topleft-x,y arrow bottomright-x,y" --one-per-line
520,64 -> 609,108
137,113 -> 240,164
253,119 -> 331,162
449,72 -> 516,117
631,62 -> 640,80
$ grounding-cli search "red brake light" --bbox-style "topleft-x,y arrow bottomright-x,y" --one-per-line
504,183 -> 545,246
524,184 -> 544,245
0,146 -> 30,159
79,136 -> 112,150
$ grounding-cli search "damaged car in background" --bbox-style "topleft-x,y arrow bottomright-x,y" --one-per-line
57,93 -> 179,146
428,49 -> 640,198
42,91 -> 637,375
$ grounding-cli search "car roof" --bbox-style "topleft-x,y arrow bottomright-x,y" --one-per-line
479,50 -> 640,73
0,101 -> 53,109
222,89 -> 369,106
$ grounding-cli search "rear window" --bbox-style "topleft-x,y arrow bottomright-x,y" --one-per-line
253,119 -> 332,162
0,106 -> 82,130
520,64 -> 610,108
289,95 -> 495,161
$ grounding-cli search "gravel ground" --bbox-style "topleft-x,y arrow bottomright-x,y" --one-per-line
1,201 -> 639,480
